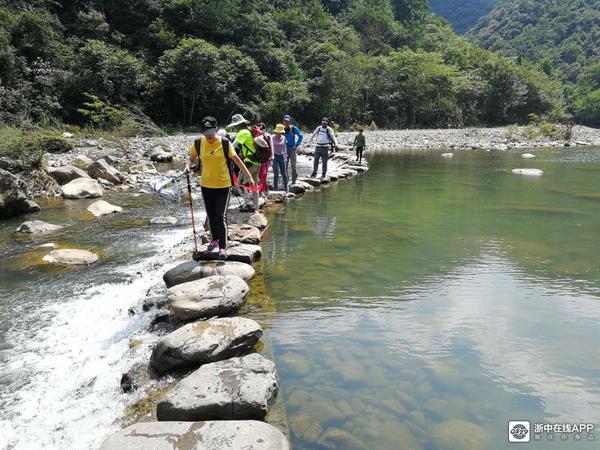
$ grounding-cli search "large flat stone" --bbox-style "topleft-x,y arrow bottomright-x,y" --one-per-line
48,165 -> 90,185
43,249 -> 98,265
99,421 -> 290,450
195,241 -> 262,264
61,177 -> 103,199
150,317 -> 263,374
157,353 -> 278,421
298,177 -> 321,187
86,200 -> 122,217
164,260 -> 255,288
228,224 -> 261,244
168,275 -> 250,321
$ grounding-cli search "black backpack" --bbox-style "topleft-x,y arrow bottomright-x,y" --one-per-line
194,136 -> 234,183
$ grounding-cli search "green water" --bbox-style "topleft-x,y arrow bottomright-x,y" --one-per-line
257,149 -> 600,450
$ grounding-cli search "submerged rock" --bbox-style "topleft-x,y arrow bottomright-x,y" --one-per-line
163,260 -> 255,288
521,153 -> 536,159
61,178 -> 103,199
150,216 -> 177,225
433,420 -> 490,450
43,249 -> 98,265
48,165 -> 90,185
228,224 -> 261,244
99,421 -> 289,450
86,200 -> 122,217
168,275 -> 250,321
512,168 -> 544,176
156,353 -> 278,421
150,317 -> 262,374
16,220 -> 62,234
441,153 -> 454,158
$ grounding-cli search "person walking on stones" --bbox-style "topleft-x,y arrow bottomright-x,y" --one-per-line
228,113 -> 264,212
353,128 -> 366,164
283,114 -> 303,184
308,117 -> 338,179
185,116 -> 255,260
271,123 -> 288,191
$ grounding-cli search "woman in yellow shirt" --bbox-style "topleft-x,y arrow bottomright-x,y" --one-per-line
185,116 -> 255,259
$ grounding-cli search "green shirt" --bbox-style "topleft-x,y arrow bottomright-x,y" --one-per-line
354,134 -> 366,147
234,129 -> 258,165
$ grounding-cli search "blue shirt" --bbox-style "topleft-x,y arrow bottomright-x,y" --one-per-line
284,125 -> 303,150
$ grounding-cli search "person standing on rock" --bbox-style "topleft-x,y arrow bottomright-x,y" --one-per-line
271,124 -> 288,191
353,128 -> 366,164
283,114 -> 303,184
308,117 -> 338,179
228,114 -> 264,213
185,116 -> 255,260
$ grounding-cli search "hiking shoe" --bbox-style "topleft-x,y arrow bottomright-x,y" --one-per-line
218,249 -> 228,260
207,240 -> 219,252
310,173 -> 317,178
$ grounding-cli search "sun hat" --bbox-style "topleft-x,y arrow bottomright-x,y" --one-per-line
216,128 -> 227,137
200,116 -> 218,135
283,114 -> 292,121
274,124 -> 285,133
227,113 -> 250,128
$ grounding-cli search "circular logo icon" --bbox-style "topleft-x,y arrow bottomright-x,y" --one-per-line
511,424 -> 529,440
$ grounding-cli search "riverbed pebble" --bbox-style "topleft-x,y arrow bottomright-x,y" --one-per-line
512,168 -> 544,176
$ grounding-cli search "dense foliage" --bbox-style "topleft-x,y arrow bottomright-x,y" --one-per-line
0,0 -> 565,131
428,0 -> 497,35
468,0 -> 600,126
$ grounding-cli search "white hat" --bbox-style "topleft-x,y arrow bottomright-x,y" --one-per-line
227,113 -> 250,128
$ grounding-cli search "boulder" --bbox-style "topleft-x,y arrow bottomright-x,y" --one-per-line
150,317 -> 263,374
16,220 -> 62,234
512,168 -> 544,176
86,200 -> 122,217
104,155 -> 120,166
246,212 -> 268,230
328,173 -> 339,181
298,177 -> 321,187
43,249 -> 98,265
0,168 -> 41,219
266,191 -> 288,203
99,421 -> 290,450
129,162 -> 157,174
61,178 -> 103,199
195,241 -> 262,265
150,146 -> 174,163
86,159 -> 125,184
168,275 -> 250,321
156,353 -> 278,421
164,260 -> 255,288
346,165 -> 368,173
48,165 -> 90,185
71,155 -> 93,169
288,183 -> 307,195
228,224 -> 261,244
150,216 -> 177,225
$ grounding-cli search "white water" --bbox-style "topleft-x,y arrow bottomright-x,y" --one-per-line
0,227 -> 188,450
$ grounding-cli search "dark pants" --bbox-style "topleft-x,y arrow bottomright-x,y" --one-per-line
273,154 -> 288,190
356,147 -> 364,164
201,186 -> 230,249
286,147 -> 297,183
312,146 -> 329,177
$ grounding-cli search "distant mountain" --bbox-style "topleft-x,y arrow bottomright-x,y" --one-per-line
468,0 -> 600,84
428,0 -> 497,34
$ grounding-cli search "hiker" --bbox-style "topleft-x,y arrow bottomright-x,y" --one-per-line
307,117 -> 338,179
253,122 -> 271,195
228,113 -> 267,212
271,123 -> 288,191
353,128 -> 366,164
185,116 -> 255,259
283,114 -> 303,184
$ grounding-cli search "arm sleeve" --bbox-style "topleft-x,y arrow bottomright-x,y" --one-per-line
294,126 -> 304,146
307,127 -> 318,145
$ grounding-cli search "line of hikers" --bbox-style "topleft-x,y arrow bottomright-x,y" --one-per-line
184,113 -> 366,259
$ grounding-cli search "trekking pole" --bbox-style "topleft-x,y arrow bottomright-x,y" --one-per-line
185,172 -> 200,257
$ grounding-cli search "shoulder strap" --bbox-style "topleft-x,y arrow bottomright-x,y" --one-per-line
194,137 -> 202,155
221,137 -> 230,161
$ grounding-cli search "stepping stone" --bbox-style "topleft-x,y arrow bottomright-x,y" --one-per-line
86,200 -> 122,217
164,260 -> 255,288
298,177 -> 321,187
99,421 -> 290,450
43,249 -> 98,265
246,212 -> 268,230
267,191 -> 288,203
195,241 -> 262,265
295,181 -> 314,191
61,178 -> 103,199
16,220 -> 62,234
150,216 -> 178,225
228,224 -> 261,244
328,173 -> 339,181
150,317 -> 263,375
168,275 -> 250,321
157,353 -> 278,421
288,183 -> 307,194
346,165 -> 368,172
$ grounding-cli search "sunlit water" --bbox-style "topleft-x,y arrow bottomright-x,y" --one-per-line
252,148 -> 600,450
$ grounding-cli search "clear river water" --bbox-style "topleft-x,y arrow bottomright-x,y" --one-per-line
1,147 -> 600,450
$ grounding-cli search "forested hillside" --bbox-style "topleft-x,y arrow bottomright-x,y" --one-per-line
428,0 -> 497,34
0,0 -> 564,132
469,0 -> 600,125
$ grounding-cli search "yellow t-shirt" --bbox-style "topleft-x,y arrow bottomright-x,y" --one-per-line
189,137 -> 236,189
